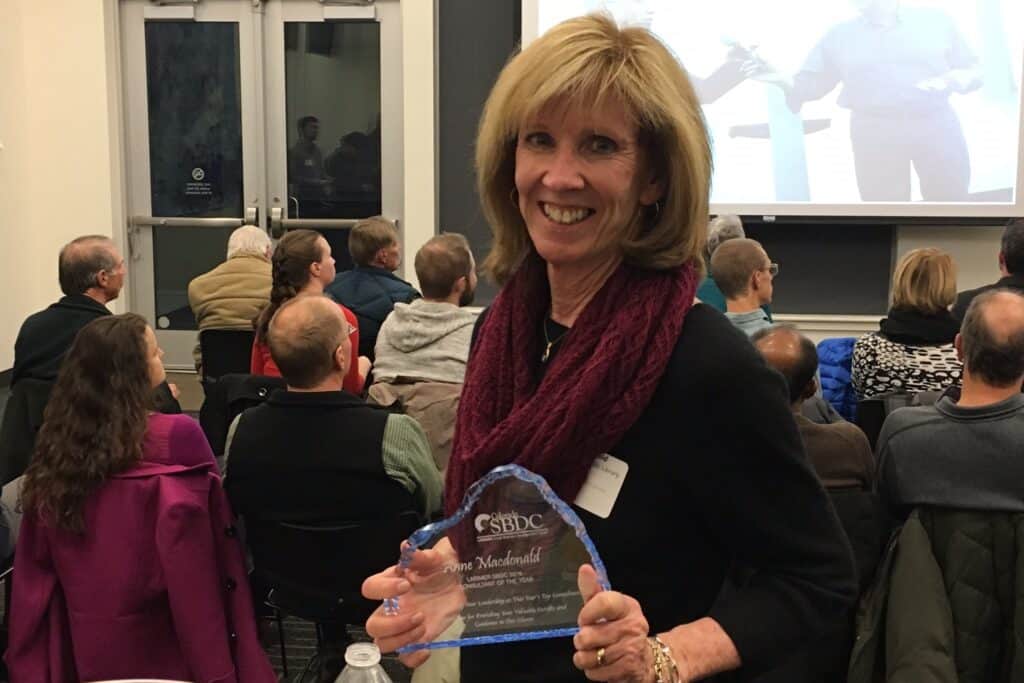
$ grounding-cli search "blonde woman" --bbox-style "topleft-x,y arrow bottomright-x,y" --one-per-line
362,14 -> 855,683
853,248 -> 963,399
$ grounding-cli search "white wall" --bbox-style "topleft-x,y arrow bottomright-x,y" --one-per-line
897,224 -> 1004,291
0,0 -> 126,371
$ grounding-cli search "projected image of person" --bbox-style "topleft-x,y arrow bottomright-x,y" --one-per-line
591,0 -> 755,104
756,0 -> 983,202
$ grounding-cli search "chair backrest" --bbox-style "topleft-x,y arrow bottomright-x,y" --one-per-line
199,328 -> 256,382
198,373 -> 285,456
246,506 -> 421,624
856,392 -> 915,451
0,378 -> 54,485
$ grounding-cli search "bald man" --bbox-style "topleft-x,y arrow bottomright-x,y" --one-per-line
753,325 -> 874,489
224,294 -> 442,529
878,290 -> 1024,518
710,238 -> 776,337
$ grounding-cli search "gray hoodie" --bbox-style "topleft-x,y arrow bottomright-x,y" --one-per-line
372,299 -> 478,384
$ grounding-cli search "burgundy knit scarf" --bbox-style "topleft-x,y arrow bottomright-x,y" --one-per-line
445,254 -> 699,514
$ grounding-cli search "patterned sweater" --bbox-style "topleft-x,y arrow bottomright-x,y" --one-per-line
851,332 -> 962,399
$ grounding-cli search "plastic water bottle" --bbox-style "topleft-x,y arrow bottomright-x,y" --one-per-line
335,643 -> 393,683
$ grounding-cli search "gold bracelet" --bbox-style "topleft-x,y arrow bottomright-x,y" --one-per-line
653,636 -> 681,683
646,636 -> 680,683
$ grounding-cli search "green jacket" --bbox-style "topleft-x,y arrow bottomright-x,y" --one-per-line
848,509 -> 1024,683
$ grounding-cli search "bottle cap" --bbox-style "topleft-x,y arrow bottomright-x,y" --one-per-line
345,642 -> 382,668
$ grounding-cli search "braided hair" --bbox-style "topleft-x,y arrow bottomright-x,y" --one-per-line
254,229 -> 324,343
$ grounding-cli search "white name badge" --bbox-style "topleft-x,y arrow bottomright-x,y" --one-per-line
574,453 -> 628,519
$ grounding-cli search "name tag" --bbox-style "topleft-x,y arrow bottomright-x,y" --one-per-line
574,454 -> 628,519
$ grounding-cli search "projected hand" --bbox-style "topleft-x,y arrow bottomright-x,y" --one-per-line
915,76 -> 951,94
363,538 -> 466,668
744,58 -> 793,91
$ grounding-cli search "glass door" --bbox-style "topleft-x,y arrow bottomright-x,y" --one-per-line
121,0 -> 402,370
121,0 -> 264,369
264,0 -> 403,267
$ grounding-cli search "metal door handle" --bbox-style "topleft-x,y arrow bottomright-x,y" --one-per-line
270,216 -> 400,235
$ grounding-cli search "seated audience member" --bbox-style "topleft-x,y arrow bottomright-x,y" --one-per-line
877,290 -> 1024,519
7,314 -> 274,682
14,235 -> 125,383
852,248 -> 962,399
251,229 -> 368,393
952,217 -> 1024,320
753,325 -> 874,489
187,225 -> 272,373
326,216 -> 419,359
369,233 -> 479,472
226,295 -> 442,524
11,235 -> 179,406
710,237 -> 777,336
697,215 -> 772,320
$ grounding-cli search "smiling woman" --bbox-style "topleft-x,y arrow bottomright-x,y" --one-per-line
363,13 -> 856,683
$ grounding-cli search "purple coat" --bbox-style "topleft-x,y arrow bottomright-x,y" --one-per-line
6,413 -> 275,683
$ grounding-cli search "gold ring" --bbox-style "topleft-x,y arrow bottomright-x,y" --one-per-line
596,647 -> 607,667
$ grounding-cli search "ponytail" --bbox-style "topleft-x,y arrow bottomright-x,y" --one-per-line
255,230 -> 323,343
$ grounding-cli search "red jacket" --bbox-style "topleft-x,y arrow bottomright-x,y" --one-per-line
6,414 -> 275,683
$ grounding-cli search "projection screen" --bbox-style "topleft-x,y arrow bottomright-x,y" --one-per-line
522,0 -> 1024,219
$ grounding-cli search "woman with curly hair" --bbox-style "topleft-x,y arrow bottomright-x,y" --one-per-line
8,314 -> 275,682
251,228 -> 369,392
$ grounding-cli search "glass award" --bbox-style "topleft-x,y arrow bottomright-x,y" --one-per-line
386,465 -> 610,652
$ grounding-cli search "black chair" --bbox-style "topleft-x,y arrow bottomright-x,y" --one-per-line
245,508 -> 421,680
199,329 -> 256,384
0,378 -> 54,486
856,392 -> 915,451
198,373 -> 285,457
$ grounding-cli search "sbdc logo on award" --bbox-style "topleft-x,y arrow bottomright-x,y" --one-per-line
393,466 -> 609,651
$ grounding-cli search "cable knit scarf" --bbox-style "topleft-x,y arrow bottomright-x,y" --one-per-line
445,254 -> 699,514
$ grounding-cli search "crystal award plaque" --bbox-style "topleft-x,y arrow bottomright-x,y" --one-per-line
387,465 -> 610,651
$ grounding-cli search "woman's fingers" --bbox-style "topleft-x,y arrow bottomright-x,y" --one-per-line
368,610 -> 426,652
578,590 -> 631,627
362,565 -> 411,601
578,563 -> 604,603
397,649 -> 432,668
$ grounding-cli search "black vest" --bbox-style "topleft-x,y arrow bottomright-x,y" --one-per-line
225,390 -> 413,523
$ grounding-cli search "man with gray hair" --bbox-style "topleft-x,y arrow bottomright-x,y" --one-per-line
878,289 -> 1024,518
697,215 -> 773,322
187,225 -> 273,372
6,235 -> 179,484
13,235 -> 126,383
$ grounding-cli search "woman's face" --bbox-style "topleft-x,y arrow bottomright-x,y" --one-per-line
514,98 -> 661,272
313,236 -> 336,286
144,325 -> 166,388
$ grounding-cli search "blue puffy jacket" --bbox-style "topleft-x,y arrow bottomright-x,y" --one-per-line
817,337 -> 857,422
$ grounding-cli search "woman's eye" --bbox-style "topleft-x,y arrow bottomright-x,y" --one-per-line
523,132 -> 554,148
587,136 -> 618,154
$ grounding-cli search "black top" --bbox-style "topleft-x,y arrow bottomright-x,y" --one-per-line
461,304 -> 857,681
13,294 -> 110,384
224,390 -> 413,524
952,273 -> 1024,321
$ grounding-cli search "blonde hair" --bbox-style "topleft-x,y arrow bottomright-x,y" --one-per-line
475,13 -> 711,284
348,216 -> 398,267
890,248 -> 957,314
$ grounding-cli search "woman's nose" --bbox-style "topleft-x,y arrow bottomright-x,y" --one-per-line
542,145 -> 585,191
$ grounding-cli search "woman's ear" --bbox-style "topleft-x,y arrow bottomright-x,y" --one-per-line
639,175 -> 665,207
